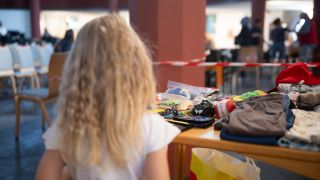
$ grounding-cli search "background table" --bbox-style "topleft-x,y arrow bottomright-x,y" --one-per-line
172,127 -> 320,180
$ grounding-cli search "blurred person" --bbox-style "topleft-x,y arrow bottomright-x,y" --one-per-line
270,18 -> 289,63
205,32 -> 216,50
55,29 -> 74,52
0,21 -> 7,36
297,12 -> 318,62
235,16 -> 257,63
42,28 -> 54,43
0,21 -> 7,45
251,19 -> 263,61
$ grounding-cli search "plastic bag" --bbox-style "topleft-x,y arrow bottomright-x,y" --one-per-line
156,93 -> 192,110
167,81 -> 219,99
190,148 -> 260,180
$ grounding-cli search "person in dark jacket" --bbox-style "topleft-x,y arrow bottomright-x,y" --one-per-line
235,17 -> 257,63
55,29 -> 74,52
297,13 -> 318,62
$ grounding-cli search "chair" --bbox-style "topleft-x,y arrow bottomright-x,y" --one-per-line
31,44 -> 53,74
231,67 -> 260,94
10,45 -> 40,89
231,47 -> 260,94
15,53 -> 67,138
0,46 -> 17,100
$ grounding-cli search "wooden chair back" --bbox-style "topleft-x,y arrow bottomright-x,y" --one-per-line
47,53 -> 67,98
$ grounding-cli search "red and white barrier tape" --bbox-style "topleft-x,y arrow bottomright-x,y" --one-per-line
153,53 -> 207,66
154,61 -> 320,67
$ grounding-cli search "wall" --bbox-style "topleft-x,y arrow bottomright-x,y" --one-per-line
0,9 -> 31,38
206,1 -> 251,49
40,10 -> 129,39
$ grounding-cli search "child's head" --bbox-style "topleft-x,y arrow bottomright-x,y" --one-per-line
57,14 -> 155,167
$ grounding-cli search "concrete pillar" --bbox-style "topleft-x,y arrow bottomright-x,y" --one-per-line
109,0 -> 119,13
30,0 -> 41,39
129,0 -> 206,91
251,0 -> 266,62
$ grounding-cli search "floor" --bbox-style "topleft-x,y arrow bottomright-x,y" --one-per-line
0,69 -> 311,180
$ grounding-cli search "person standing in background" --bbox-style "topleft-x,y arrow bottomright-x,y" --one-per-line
235,16 -> 257,63
297,12 -> 318,62
270,18 -> 289,63
0,21 -> 7,45
55,29 -> 74,52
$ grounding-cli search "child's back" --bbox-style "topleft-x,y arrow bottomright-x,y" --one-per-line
36,14 -> 180,180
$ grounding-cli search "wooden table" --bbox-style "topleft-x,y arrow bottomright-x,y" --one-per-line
172,127 -> 320,180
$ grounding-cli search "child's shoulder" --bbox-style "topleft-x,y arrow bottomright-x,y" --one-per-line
142,112 -> 180,153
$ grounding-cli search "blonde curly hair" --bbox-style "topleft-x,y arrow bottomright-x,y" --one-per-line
56,14 -> 155,167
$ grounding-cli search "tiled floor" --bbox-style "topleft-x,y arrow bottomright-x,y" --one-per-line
0,70 -> 311,180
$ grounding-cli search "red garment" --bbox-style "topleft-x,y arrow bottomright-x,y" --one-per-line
276,62 -> 320,85
298,19 -> 318,45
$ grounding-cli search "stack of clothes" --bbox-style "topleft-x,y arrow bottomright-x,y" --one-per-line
216,63 -> 320,151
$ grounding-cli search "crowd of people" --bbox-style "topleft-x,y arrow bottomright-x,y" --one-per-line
235,12 -> 318,63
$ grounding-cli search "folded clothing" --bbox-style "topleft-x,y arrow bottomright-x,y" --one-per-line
281,109 -> 320,145
278,83 -> 320,94
297,92 -> 320,106
220,129 -> 278,146
232,90 -> 267,102
223,94 -> 287,136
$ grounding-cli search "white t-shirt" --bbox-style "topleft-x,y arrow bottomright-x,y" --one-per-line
43,113 -> 180,180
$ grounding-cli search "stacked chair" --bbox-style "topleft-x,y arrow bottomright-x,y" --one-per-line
0,44 -> 65,138
32,43 -> 54,75
9,44 -> 40,90
15,53 -> 67,138
0,46 -> 17,100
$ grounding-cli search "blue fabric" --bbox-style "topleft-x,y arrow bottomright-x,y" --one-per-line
271,27 -> 287,42
220,129 -> 278,146
271,42 -> 285,60
283,94 -> 295,129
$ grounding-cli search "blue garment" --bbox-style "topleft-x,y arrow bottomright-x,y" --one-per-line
299,20 -> 311,34
271,26 -> 287,42
283,94 -> 295,129
220,129 -> 278,146
271,42 -> 285,60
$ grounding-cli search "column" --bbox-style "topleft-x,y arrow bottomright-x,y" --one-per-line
313,0 -> 320,62
251,0 -> 266,62
129,0 -> 206,91
109,0 -> 119,13
30,0 -> 41,39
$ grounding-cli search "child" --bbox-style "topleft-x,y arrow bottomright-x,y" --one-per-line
36,14 -> 180,180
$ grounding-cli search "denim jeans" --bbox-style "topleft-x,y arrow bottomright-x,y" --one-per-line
271,42 -> 285,60
284,94 -> 294,129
